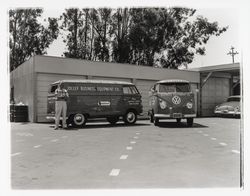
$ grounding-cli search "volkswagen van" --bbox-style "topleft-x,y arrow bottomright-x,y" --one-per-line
47,80 -> 143,127
148,79 -> 196,126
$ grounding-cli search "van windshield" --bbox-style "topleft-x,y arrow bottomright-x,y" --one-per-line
49,85 -> 58,93
227,97 -> 240,102
159,83 -> 190,93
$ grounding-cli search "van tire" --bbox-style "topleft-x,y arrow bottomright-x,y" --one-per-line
150,114 -> 154,123
107,116 -> 119,125
187,118 -> 193,127
71,113 -> 87,127
124,111 -> 137,125
150,111 -> 154,123
154,118 -> 159,126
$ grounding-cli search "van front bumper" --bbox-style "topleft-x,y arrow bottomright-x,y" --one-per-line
154,113 -> 196,119
46,116 -> 68,120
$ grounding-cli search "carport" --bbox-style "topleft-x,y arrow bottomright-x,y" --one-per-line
191,63 -> 240,116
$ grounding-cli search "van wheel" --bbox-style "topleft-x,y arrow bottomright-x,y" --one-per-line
71,113 -> 87,127
187,118 -> 193,127
107,116 -> 119,125
150,114 -> 154,123
176,118 -> 181,123
154,118 -> 159,126
124,111 -> 137,125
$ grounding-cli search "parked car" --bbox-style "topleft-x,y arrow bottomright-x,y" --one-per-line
214,95 -> 241,118
148,79 -> 196,127
47,79 -> 143,127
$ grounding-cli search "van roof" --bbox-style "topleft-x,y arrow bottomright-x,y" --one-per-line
156,79 -> 190,84
51,79 -> 133,85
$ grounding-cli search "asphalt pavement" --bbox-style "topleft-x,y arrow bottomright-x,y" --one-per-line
11,117 -> 241,189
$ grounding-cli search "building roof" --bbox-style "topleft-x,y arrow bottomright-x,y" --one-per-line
189,63 -> 240,74
31,55 -> 200,83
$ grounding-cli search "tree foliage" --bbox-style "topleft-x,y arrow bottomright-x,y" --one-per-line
9,9 -> 59,71
110,8 -> 131,63
61,7 -> 227,69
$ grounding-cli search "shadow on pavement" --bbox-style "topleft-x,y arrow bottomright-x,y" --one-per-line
49,122 -> 150,131
155,122 -> 208,128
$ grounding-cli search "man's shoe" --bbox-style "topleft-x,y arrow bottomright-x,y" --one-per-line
54,127 -> 58,130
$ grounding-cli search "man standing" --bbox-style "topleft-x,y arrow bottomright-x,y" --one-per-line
54,81 -> 69,130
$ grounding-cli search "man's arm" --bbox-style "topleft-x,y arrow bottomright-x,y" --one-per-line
64,89 -> 69,97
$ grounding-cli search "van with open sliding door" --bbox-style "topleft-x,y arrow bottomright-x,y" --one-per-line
47,80 -> 143,127
148,79 -> 196,126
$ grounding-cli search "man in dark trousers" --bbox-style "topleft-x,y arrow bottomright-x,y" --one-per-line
54,81 -> 69,130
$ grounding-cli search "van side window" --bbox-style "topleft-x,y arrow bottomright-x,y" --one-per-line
50,85 -> 58,93
123,86 -> 132,94
130,86 -> 139,94
123,86 -> 139,95
155,84 -> 159,92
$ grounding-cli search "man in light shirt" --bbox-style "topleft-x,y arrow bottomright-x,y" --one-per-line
54,81 -> 69,130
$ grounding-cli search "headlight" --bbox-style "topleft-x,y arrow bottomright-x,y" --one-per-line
234,106 -> 240,112
186,102 -> 193,109
159,99 -> 167,109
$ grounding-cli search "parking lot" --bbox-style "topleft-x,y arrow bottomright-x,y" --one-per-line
11,117 -> 241,189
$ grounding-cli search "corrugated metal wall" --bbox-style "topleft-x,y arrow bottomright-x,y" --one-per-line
10,58 -> 35,122
135,79 -> 157,115
201,77 -> 230,116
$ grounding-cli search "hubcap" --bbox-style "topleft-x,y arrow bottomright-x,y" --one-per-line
74,114 -> 84,125
127,112 -> 135,122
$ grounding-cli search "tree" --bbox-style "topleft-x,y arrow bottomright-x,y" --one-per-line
110,8 -> 131,63
60,7 -> 227,69
128,8 -> 166,66
128,8 -> 227,68
60,8 -> 85,58
9,9 -> 59,71
91,8 -> 113,62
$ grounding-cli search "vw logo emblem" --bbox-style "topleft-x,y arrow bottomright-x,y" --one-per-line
172,96 -> 181,105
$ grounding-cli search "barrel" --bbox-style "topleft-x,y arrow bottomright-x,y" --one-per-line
10,105 -> 28,122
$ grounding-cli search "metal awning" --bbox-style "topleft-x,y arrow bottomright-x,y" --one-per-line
189,63 -> 240,88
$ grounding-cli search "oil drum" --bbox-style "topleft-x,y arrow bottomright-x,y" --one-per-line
10,105 -> 28,122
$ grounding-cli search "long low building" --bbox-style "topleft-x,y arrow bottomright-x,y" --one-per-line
9,55 -> 240,122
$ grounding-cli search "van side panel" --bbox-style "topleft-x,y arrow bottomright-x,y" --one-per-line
47,81 -> 143,122
110,94 -> 124,114
65,83 -> 121,117
67,95 -> 99,116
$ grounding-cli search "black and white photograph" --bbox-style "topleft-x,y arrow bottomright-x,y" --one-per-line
1,0 -> 250,195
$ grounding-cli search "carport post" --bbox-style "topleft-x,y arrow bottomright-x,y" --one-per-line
197,83 -> 201,117
230,74 -> 234,96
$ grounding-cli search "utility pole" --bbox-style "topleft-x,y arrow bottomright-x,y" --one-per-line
227,46 -> 238,63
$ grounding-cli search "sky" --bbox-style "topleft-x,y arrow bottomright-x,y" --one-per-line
43,6 -> 241,69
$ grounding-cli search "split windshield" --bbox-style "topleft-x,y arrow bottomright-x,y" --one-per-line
227,97 -> 240,102
159,83 -> 190,93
